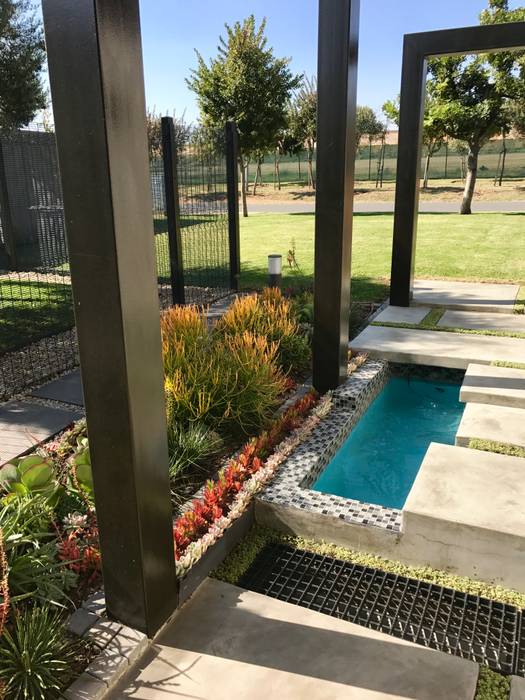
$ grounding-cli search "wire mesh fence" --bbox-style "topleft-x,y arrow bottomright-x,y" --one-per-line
251,137 -> 525,188
0,126 -> 233,401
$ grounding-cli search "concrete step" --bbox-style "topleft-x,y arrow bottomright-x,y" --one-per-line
403,442 -> 525,590
412,279 -> 519,314
456,402 -> 525,450
439,309 -> 525,333
460,363 -> 525,409
108,578 -> 479,700
31,369 -> 84,406
350,325 -> 525,369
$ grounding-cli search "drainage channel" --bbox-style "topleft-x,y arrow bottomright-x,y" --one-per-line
239,543 -> 524,676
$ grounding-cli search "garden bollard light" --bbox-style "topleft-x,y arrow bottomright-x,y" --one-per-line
268,254 -> 282,288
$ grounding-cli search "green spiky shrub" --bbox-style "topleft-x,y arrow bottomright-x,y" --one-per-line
0,606 -> 76,699
168,422 -> 223,505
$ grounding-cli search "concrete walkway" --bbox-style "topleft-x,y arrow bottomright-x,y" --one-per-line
412,279 -> 519,313
108,578 -> 479,700
460,363 -> 525,408
351,325 -> 525,369
456,402 -> 525,449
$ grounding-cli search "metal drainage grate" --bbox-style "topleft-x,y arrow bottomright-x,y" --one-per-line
239,544 -> 522,675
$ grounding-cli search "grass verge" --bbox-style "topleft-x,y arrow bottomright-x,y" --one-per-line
213,524 -> 525,608
474,667 -> 511,700
491,360 -> 525,370
469,438 -> 525,459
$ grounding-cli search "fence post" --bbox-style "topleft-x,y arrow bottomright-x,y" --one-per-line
42,0 -> 178,636
0,141 -> 18,270
161,117 -> 185,305
225,121 -> 240,291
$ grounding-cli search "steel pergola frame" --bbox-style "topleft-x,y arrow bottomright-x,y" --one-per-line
389,21 -> 525,307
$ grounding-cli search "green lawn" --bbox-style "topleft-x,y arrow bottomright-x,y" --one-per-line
240,212 -> 525,302
0,279 -> 75,353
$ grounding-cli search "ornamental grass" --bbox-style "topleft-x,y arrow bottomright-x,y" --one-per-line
161,305 -> 288,437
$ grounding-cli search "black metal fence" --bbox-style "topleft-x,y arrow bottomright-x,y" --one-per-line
0,126 -> 237,401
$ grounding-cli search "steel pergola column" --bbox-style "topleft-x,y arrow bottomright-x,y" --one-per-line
313,0 -> 360,393
42,0 -> 177,636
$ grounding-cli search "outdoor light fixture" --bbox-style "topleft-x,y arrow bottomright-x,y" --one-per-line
268,254 -> 282,288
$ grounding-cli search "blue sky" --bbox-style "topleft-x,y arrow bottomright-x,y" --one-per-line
138,0 -> 522,125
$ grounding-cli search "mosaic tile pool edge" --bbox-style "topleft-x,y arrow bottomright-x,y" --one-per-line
258,359 -> 403,533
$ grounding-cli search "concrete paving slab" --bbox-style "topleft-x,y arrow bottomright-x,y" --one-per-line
108,578 -> 479,700
439,309 -> 525,332
403,443 -> 525,590
511,675 -> 525,700
456,402 -> 525,449
460,363 -> 525,408
0,400 -> 81,465
413,279 -> 519,313
31,369 -> 84,406
374,305 -> 431,325
350,325 -> 525,369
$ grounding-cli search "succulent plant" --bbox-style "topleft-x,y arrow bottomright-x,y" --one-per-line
0,454 -> 63,507
72,438 -> 94,500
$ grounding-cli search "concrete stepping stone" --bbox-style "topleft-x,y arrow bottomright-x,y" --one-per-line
460,363 -> 525,408
413,279 -> 519,314
439,309 -> 525,332
511,676 -> 525,700
456,402 -> 525,450
351,325 -> 525,369
403,442 -> 525,590
31,369 -> 84,406
373,305 -> 431,325
108,578 -> 479,700
0,400 -> 82,465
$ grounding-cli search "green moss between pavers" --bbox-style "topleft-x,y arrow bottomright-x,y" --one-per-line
469,438 -> 525,459
474,666 -> 511,700
492,360 -> 525,370
370,320 -> 525,340
420,307 -> 446,327
212,525 -> 525,609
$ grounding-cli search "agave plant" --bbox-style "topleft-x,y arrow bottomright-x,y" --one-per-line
0,455 -> 63,507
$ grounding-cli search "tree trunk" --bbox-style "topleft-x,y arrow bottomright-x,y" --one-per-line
252,159 -> 262,196
423,152 -> 431,189
460,146 -> 479,215
307,154 -> 315,190
240,158 -> 248,217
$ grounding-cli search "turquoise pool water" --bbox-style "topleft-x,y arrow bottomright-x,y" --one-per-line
312,376 -> 464,509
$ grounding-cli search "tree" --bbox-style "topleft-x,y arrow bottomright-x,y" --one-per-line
383,96 -> 445,189
187,16 -> 302,216
288,77 -> 317,189
0,0 -> 46,133
424,0 -> 525,214
355,105 -> 384,180
146,107 -> 190,158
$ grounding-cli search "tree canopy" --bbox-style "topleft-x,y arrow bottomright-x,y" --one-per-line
355,105 -> 384,151
0,0 -> 46,134
187,15 -> 302,214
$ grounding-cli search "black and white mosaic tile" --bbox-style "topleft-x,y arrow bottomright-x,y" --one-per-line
258,359 -> 403,532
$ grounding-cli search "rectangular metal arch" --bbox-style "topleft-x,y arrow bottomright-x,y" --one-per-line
42,0 -> 178,636
225,121 -> 241,291
313,0 -> 360,393
390,21 -> 525,306
162,116 -> 185,305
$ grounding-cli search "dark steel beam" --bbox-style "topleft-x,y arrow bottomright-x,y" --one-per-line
42,0 -> 177,636
225,121 -> 241,291
162,117 -> 185,305
0,142 -> 18,269
313,0 -> 360,393
390,20 -> 525,307
389,38 -> 427,306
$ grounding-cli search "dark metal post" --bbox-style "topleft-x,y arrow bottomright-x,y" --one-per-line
42,0 -> 177,636
313,0 -> 360,393
161,117 -> 185,305
0,141 -> 17,269
389,37 -> 427,307
225,121 -> 240,291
